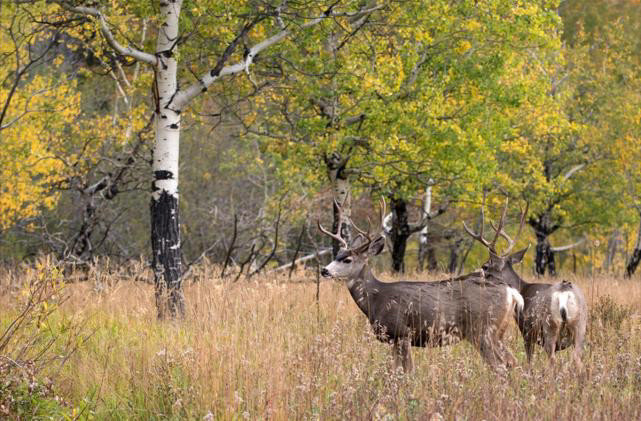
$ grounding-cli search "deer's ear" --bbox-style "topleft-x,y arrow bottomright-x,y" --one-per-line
488,250 -> 502,264
509,245 -> 530,264
368,236 -> 385,256
350,234 -> 367,249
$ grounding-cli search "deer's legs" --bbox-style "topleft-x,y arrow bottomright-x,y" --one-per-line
496,340 -> 517,368
524,335 -> 536,364
392,340 -> 402,370
400,338 -> 413,373
392,339 -> 413,373
543,322 -> 560,364
572,323 -> 586,371
478,332 -> 505,371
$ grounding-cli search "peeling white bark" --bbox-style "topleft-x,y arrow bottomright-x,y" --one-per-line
333,176 -> 352,220
152,0 -> 183,200
382,212 -> 394,240
419,184 -> 432,247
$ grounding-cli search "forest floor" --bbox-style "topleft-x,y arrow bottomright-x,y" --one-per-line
1,261 -> 640,420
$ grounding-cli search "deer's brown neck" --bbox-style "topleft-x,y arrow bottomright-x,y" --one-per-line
487,266 -> 528,292
347,265 -> 381,317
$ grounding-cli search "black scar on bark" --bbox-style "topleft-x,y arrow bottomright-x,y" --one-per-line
155,170 -> 174,180
151,190 -> 184,319
169,123 -> 179,129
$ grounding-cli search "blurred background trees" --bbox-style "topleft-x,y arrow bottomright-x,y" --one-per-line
2,0 -> 641,287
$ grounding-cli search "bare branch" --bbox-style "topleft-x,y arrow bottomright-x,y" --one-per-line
550,237 -> 585,253
269,248 -> 332,273
172,4 -> 384,110
562,163 -> 586,182
55,2 -> 156,65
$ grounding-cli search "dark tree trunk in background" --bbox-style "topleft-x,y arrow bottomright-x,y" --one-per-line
448,238 -> 463,274
534,233 -> 556,276
625,216 -> 641,278
427,246 -> 438,272
325,152 -> 351,257
530,213 -> 559,277
417,243 -> 426,271
151,190 -> 185,319
626,249 -> 641,278
418,232 -> 439,272
390,197 -> 411,273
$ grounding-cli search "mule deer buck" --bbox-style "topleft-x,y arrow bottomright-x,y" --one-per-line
464,196 -> 588,369
318,200 -> 524,373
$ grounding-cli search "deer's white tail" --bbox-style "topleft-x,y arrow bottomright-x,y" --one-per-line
553,290 -> 575,323
507,287 -> 524,314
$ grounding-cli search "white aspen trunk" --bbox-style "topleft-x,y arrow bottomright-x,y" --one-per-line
150,0 -> 184,319
417,183 -> 432,271
331,170 -> 352,255
419,185 -> 432,245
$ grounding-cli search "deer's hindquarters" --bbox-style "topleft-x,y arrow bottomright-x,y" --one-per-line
550,290 -> 579,325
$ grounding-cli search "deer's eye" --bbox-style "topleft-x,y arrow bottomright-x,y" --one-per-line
343,258 -> 352,264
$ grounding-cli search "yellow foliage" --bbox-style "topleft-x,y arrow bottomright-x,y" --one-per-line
0,76 -> 81,228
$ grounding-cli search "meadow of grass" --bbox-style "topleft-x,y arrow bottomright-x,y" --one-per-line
1,259 -> 641,420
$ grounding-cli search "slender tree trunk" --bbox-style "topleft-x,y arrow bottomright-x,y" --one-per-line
417,185 -> 432,271
426,246 -> 438,272
390,197 -> 410,273
151,0 -> 184,319
604,229 -> 620,273
534,234 -> 548,276
534,233 -> 556,277
325,152 -> 351,257
625,217 -> 641,278
448,238 -> 462,274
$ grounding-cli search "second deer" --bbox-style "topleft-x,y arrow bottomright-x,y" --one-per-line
464,196 -> 588,369
319,199 -> 523,373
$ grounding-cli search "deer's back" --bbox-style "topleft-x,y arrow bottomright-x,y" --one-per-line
367,278 -> 512,347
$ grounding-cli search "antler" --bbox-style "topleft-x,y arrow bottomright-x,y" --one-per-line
463,192 -> 494,251
489,201 -> 529,255
463,193 -> 524,254
318,199 -> 349,249
489,197 -> 509,251
349,198 -> 386,245
350,216 -> 372,241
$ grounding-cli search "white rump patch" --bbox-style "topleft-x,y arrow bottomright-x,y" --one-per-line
551,290 -> 577,323
507,287 -> 524,313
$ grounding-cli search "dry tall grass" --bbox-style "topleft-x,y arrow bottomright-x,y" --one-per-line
1,261 -> 640,420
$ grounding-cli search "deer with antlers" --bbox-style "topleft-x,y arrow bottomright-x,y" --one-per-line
464,196 -> 588,369
318,199 -> 524,373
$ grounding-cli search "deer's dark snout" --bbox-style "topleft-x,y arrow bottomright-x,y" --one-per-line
320,267 -> 331,277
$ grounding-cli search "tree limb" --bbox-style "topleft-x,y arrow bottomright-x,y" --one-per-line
172,4 -> 384,110
550,237 -> 585,252
562,163 -> 586,182
55,2 -> 156,65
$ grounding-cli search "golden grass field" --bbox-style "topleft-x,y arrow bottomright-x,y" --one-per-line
1,260 -> 641,420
